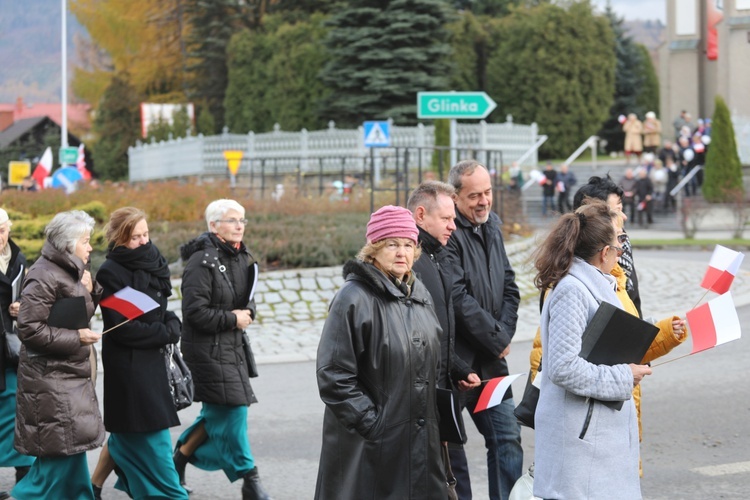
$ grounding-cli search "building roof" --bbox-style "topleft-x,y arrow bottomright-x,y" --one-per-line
0,97 -> 92,132
0,116 -> 79,149
0,116 -> 48,148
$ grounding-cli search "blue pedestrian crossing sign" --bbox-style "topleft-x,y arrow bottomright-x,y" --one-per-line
363,121 -> 391,147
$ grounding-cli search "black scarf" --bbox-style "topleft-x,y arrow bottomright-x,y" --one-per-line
208,232 -> 246,257
106,241 -> 172,297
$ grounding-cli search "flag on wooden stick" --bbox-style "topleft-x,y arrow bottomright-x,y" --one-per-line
700,245 -> 744,294
473,373 -> 525,413
686,292 -> 741,354
100,286 -> 160,320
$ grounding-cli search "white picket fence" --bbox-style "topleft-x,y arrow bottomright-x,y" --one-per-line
128,118 -> 540,182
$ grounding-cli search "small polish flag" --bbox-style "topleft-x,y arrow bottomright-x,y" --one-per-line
473,373 -> 526,414
76,143 -> 92,181
100,286 -> 160,320
686,292 -> 741,354
700,245 -> 744,294
31,147 -> 53,190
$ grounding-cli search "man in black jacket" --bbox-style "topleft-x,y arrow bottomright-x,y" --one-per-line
446,160 -> 522,500
407,181 -> 481,500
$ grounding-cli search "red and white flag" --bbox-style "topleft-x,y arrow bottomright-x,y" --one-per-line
473,373 -> 525,414
700,245 -> 744,294
76,143 -> 92,181
100,286 -> 160,320
31,147 -> 53,190
686,292 -> 741,354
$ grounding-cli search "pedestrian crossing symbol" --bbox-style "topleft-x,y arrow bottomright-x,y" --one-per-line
363,121 -> 391,148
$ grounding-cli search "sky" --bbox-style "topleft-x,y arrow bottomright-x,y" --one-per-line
591,0 -> 666,23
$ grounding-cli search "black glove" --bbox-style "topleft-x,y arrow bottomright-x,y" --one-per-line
164,310 -> 182,344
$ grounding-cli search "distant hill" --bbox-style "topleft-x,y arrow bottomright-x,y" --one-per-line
624,19 -> 666,52
624,19 -> 666,69
0,0 -> 87,103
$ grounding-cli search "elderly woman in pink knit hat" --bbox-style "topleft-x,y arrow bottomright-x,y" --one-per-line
314,205 -> 446,500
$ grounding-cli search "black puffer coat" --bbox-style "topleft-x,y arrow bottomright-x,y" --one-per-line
315,260 -> 445,500
446,210 -> 520,382
180,232 -> 257,406
0,239 -> 25,391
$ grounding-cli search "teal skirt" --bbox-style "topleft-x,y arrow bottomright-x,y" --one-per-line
176,403 -> 254,482
109,430 -> 188,500
11,452 -> 92,500
0,368 -> 34,467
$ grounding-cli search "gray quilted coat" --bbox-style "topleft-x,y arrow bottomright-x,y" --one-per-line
534,258 -> 641,500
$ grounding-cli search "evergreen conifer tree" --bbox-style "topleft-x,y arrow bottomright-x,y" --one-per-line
635,44 -> 659,116
485,2 -> 615,157
319,0 -> 452,126
703,95 -> 743,202
185,0 -> 254,133
598,7 -> 647,154
92,75 -> 141,180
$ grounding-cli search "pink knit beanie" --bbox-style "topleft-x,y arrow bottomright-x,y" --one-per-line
366,205 -> 418,244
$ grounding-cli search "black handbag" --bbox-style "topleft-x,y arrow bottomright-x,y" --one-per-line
3,328 -> 21,366
242,332 -> 259,378
514,363 -> 540,429
0,311 -> 21,366
165,343 -> 194,410
515,291 -> 546,428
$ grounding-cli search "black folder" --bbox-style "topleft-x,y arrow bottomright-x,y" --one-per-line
436,388 -> 464,444
579,301 -> 659,410
48,296 -> 89,330
26,297 -> 89,358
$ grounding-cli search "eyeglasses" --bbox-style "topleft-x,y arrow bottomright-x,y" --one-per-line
216,218 -> 248,226
617,234 -> 629,244
599,244 -> 624,257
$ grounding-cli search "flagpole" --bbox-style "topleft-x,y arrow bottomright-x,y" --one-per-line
691,288 -> 712,310
102,319 -> 131,335
61,0 -> 68,149
651,352 -> 694,368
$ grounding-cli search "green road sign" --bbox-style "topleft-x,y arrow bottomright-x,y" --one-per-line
59,146 -> 78,165
417,91 -> 497,119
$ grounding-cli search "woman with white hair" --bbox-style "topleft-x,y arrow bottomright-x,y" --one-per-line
174,199 -> 270,500
12,210 -> 104,499
0,210 -> 35,499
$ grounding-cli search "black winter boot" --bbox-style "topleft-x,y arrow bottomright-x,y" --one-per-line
242,467 -> 271,500
173,449 -> 193,494
15,466 -> 30,483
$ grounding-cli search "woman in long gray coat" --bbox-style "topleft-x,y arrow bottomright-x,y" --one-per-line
13,211 -> 104,499
315,206 -> 445,500
532,201 -> 652,500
